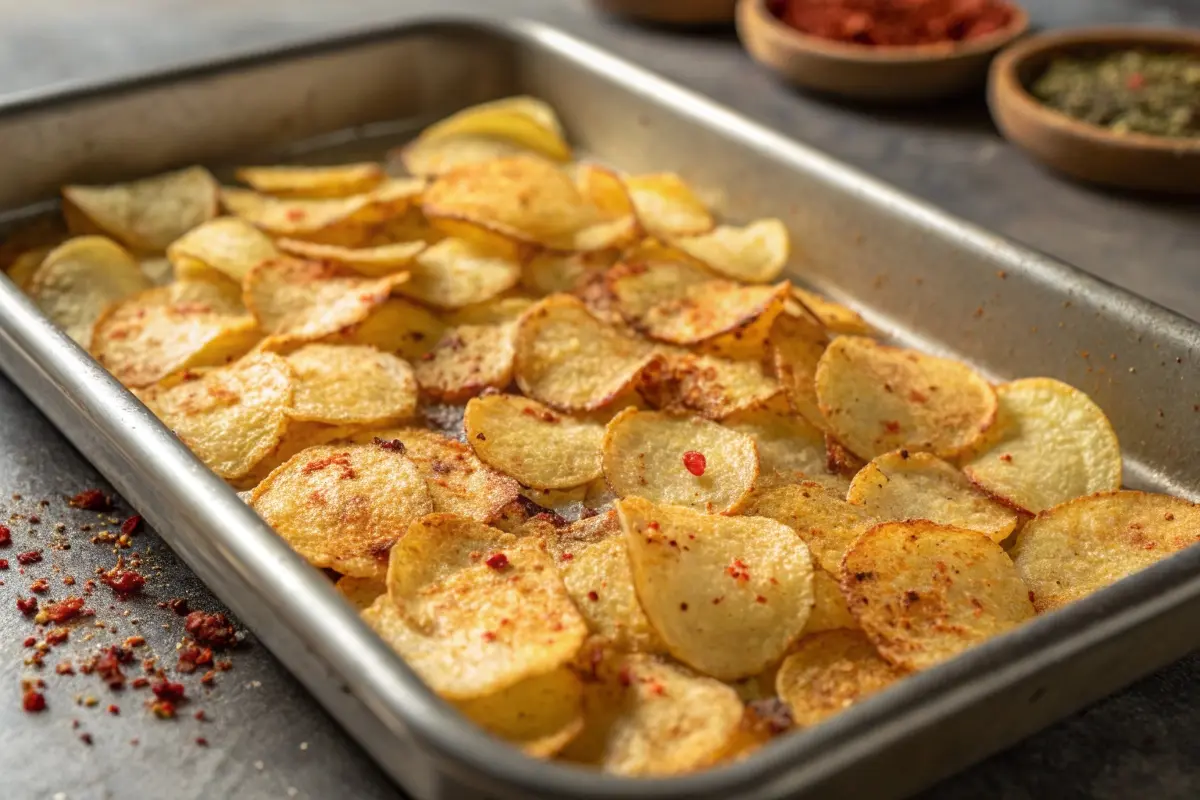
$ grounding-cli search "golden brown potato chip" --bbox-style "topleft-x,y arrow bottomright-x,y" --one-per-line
63,166 -> 219,252
443,296 -> 536,327
413,323 -> 516,403
331,297 -> 446,361
561,650 -> 743,776
400,136 -> 535,179
465,394 -> 604,489
669,219 -> 789,284
395,238 -> 521,309
848,450 -> 1019,543
792,287 -> 871,336
776,629 -> 903,728
285,344 -> 417,425
722,403 -> 845,492
236,163 -> 385,198
275,238 -> 426,278
740,481 -> 877,572
803,568 -> 858,634
335,575 -> 387,612
381,513 -> 586,699
251,442 -> 432,577
92,281 -> 261,387
770,311 -> 829,431
636,349 -> 781,420
137,352 -> 292,480
816,336 -> 997,461
138,256 -> 175,286
619,497 -> 815,679
454,667 -> 584,757
842,520 -> 1034,670
350,427 -> 520,523
221,178 -> 423,240
229,421 -> 361,491
1011,491 -> 1200,613
243,256 -> 408,340
520,250 -> 616,297
573,164 -> 642,252
28,237 -> 154,348
603,410 -> 758,514
514,295 -> 658,411
167,217 -> 279,283
6,246 -> 52,291
961,378 -> 1122,515
624,173 -> 714,239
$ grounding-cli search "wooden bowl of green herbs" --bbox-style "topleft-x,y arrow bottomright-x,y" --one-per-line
989,28 -> 1200,193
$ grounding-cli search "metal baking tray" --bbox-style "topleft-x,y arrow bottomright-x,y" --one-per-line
1,18 -> 1198,800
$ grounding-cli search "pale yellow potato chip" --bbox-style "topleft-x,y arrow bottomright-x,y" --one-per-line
413,323 -> 516,403
221,178 -> 423,240
792,287 -> 871,336
28,237 -> 153,348
243,256 -> 408,340
443,296 -> 535,327
350,427 -> 520,523
961,378 -> 1122,515
92,282 -> 261,387
236,162 -> 385,198
331,297 -> 446,361
167,217 -> 279,283
395,238 -> 521,309
520,250 -> 616,297
285,344 -> 417,425
740,481 -> 877,572
624,173 -> 714,239
137,352 -> 292,480
802,568 -> 859,634
5,246 -> 51,291
842,520 -> 1034,671
722,403 -> 846,492
636,349 -> 781,420
275,238 -> 426,278
251,442 -> 432,577
335,575 -> 387,612
669,219 -> 789,284
619,497 -> 815,679
816,336 -> 997,461
573,164 -> 642,252
561,650 -> 743,776
603,409 -> 759,514
63,166 -> 219,252
406,96 -> 571,171
454,667 -> 584,758
848,450 -> 1020,543
770,310 -> 829,431
400,136 -> 535,179
465,394 -> 604,489
776,629 -> 903,728
514,295 -> 658,411
381,513 -> 586,699
228,421 -> 361,491
138,256 -> 175,286
1011,490 -> 1200,613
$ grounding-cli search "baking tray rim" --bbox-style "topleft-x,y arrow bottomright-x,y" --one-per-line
0,15 -> 1198,799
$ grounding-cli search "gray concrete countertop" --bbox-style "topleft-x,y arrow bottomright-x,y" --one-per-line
0,1 -> 1197,798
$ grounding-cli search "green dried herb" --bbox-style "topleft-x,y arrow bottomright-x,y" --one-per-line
1032,49 -> 1200,138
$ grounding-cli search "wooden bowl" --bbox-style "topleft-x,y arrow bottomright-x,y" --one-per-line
590,0 -> 737,25
988,28 -> 1200,194
736,0 -> 1030,101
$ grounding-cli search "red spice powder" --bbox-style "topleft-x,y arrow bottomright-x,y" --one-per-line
151,681 -> 186,703
36,595 -> 86,624
0,524 -> 10,545
101,564 -> 146,596
184,612 -> 237,649
22,690 -> 46,713
69,489 -> 113,511
769,0 -> 1014,47
16,596 -> 37,616
16,550 -> 42,565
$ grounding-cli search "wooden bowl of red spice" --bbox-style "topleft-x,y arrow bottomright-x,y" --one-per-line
989,28 -> 1200,194
736,0 -> 1029,101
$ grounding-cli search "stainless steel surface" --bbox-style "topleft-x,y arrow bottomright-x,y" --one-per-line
1,9 -> 1199,800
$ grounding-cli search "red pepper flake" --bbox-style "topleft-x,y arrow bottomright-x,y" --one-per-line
560,552 -> 574,562
618,664 -> 634,687
79,732 -> 93,745
0,559 -> 8,570
587,590 -> 599,602
185,611 -> 238,649
194,710 -> 206,721
45,628 -> 69,646
107,704 -> 120,715
0,524 -> 9,545
755,595 -> 768,604
17,550 -> 42,565
29,577 -> 50,594
725,559 -> 751,583
17,596 -> 38,616
286,208 -> 307,221
23,636 -> 37,648
1127,72 -> 1146,90
69,489 -> 113,511
301,452 -> 356,480
485,552 -> 510,571
682,451 -> 706,476
28,515 -> 40,524
215,660 -> 233,672
35,595 -> 86,624
120,515 -> 143,536
372,437 -> 406,453
56,662 -> 75,676
177,645 -> 214,674
648,682 -> 666,696
62,575 -> 75,586
89,646 -> 130,689
200,671 -> 216,686
481,631 -> 496,643
124,636 -> 146,649
22,689 -> 46,713
131,677 -> 149,689
161,597 -> 190,616
999,453 -> 1013,463
196,737 -> 209,747
151,681 -> 186,703
883,420 -> 901,434
151,699 -> 177,719
101,559 -> 146,596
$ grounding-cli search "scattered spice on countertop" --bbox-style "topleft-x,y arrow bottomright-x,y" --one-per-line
1032,50 -> 1200,138
0,524 -> 10,545
69,489 -> 113,512
768,0 -> 1015,47
120,515 -> 143,536
184,611 -> 238,649
101,557 -> 146,596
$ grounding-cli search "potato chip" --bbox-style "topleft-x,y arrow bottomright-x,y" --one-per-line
381,513 -> 586,699
137,352 -> 292,480
335,575 -> 387,612
624,173 -> 714,239
413,323 -> 516,403
776,629 -> 902,728
28,237 -> 153,348
816,336 -> 997,461
92,282 -> 261,387
403,97 -> 571,175
138,256 -> 175,286
443,296 -> 536,327
669,219 -> 789,284
573,165 -> 642,252
803,568 -> 858,634
826,433 -> 866,477
455,667 -> 584,757
465,394 -> 604,489
244,256 -> 408,340
848,450 -> 1019,543
561,650 -> 743,776
961,378 -> 1122,515
722,403 -> 845,492
221,178 -> 423,240
229,421 -> 361,491
275,238 -> 426,278
251,442 -> 432,577
603,410 -> 758,514
521,250 -> 616,297
636,350 -> 781,420
167,217 -> 279,283
1011,491 -> 1200,613
400,136 -> 536,179
5,246 -> 51,291
350,427 -> 519,523
285,344 -> 417,425
740,481 -> 877,572
514,295 -> 658,411
393,238 -> 521,309
236,163 -> 385,198
519,485 -> 590,521
770,311 -> 829,431
619,497 -> 814,679
331,297 -> 446,361
841,520 -> 1034,671
792,287 -> 871,336
63,166 -> 219,252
